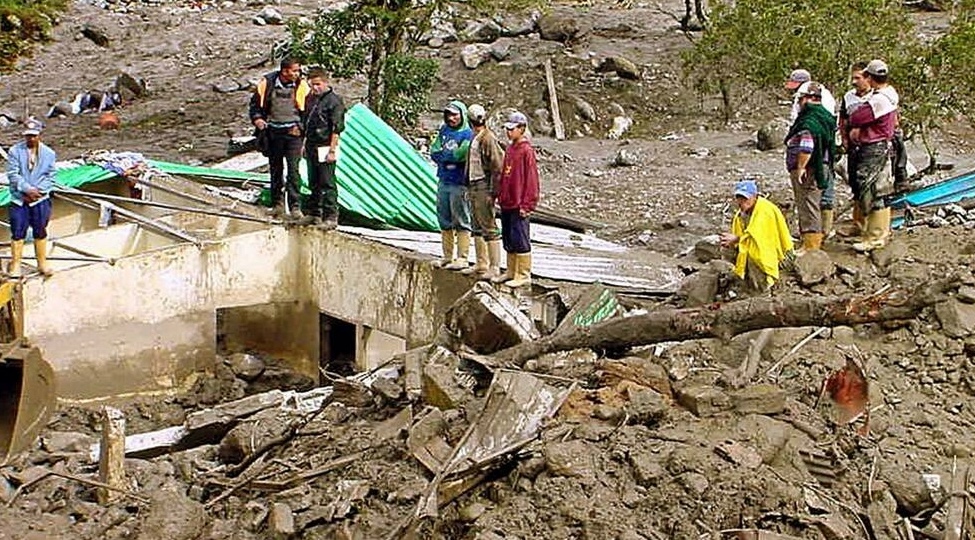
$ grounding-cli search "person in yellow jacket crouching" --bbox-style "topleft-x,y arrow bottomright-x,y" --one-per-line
719,179 -> 794,292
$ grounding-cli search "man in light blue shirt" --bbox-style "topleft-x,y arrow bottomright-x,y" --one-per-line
7,119 -> 56,277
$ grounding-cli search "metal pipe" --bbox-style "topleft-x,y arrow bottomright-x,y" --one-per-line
0,255 -> 109,263
54,188 -> 270,224
53,193 -> 203,247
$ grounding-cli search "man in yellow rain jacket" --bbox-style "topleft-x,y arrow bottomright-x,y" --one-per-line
720,179 -> 794,291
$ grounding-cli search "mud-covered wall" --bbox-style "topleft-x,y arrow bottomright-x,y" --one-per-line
24,225 -> 471,400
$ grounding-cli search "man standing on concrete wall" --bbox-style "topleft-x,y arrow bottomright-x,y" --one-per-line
462,104 -> 505,280
492,111 -> 540,288
430,101 -> 474,270
6,119 -> 56,277
301,67 -> 345,230
249,58 -> 310,220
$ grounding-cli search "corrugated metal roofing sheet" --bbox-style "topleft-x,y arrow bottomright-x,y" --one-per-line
0,165 -> 115,206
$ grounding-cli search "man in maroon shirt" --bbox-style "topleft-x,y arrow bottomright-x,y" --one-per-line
848,59 -> 899,252
491,111 -> 540,288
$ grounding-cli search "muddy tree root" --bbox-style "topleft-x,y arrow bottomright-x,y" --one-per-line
492,276 -> 958,368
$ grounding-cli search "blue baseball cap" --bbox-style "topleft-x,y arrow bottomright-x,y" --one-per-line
734,180 -> 758,198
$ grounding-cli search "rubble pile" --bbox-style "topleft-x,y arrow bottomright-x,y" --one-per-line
3,227 -> 975,539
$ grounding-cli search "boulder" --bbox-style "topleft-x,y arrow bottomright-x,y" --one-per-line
488,37 -> 514,61
257,5 -> 284,24
573,97 -> 596,122
612,148 -> 638,167
538,12 -> 586,42
226,352 -> 265,381
595,55 -> 640,80
461,20 -> 502,43
607,115 -> 632,140
694,235 -> 723,263
460,43 -> 492,69
936,299 -> 975,338
756,118 -> 789,151
870,239 -> 908,268
794,249 -> 835,286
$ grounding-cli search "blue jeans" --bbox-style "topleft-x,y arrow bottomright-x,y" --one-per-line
9,198 -> 52,241
820,167 -> 835,210
436,182 -> 472,231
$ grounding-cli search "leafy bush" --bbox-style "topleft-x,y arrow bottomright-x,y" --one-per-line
0,0 -> 66,71
681,0 -> 975,154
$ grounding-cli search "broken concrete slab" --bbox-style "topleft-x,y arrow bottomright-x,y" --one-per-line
43,431 -> 96,454
332,379 -> 374,408
217,408 -> 294,465
675,385 -> 732,417
422,347 -> 473,410
371,377 -> 404,402
375,408 -> 412,443
407,408 -> 452,474
445,282 -> 540,353
731,383 -> 786,415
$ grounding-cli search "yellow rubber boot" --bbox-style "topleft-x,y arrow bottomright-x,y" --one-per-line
821,209 -> 835,240
432,230 -> 455,267
7,240 -> 23,278
445,231 -> 471,270
505,253 -> 532,288
481,240 -> 502,281
853,207 -> 891,252
35,238 -> 53,277
461,237 -> 488,275
491,252 -> 515,284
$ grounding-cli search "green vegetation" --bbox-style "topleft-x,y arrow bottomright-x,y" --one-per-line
0,0 -> 66,71
682,0 -> 975,162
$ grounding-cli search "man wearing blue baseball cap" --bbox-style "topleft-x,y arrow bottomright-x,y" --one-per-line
720,179 -> 793,291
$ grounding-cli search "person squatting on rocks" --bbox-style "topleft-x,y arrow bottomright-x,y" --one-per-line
300,67 -> 346,230
249,58 -> 310,220
838,61 -> 872,237
431,101 -> 474,270
786,69 -> 838,239
784,82 -> 837,253
719,179 -> 793,292
6,119 -> 56,278
491,111 -> 540,288
847,59 -> 899,253
462,104 -> 505,280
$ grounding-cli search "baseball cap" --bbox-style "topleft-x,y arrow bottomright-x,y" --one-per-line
444,103 -> 462,115
503,111 -> 528,130
784,69 -> 811,90
468,104 -> 487,123
796,82 -> 823,98
734,180 -> 758,198
866,59 -> 889,77
22,119 -> 43,136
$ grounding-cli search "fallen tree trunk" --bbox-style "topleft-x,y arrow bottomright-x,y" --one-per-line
493,277 -> 958,368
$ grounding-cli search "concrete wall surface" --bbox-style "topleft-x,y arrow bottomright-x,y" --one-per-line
26,225 -> 473,400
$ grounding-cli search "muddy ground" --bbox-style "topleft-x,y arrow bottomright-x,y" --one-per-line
3,0 -> 975,538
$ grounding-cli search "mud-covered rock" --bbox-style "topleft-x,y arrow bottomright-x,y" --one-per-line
595,55 -> 640,80
538,11 -> 587,42
226,352 -> 265,381
794,249 -> 835,286
461,43 -> 492,69
137,484 -> 206,540
545,439 -> 595,478
628,449 -> 666,487
756,118 -> 789,151
936,299 -> 975,338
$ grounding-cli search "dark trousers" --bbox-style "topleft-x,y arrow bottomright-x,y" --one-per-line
304,145 -> 338,218
500,210 -> 531,254
9,198 -> 52,240
268,128 -> 303,210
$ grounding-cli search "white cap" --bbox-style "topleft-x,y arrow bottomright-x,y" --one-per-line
468,104 -> 486,123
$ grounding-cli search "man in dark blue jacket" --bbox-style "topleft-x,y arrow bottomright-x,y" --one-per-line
301,68 -> 346,229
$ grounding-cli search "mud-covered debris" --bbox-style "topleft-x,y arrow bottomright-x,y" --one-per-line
407,407 -> 452,473
217,408 -> 295,465
731,384 -> 786,415
268,502 -> 295,538
42,431 -> 95,454
936,298 -> 975,338
714,439 -> 762,469
595,55 -> 641,81
881,461 -> 938,517
488,38 -> 513,61
734,530 -> 803,540
537,11 -> 587,42
461,43 -> 492,70
445,282 -> 540,354
624,385 -> 668,426
675,385 -> 732,417
871,239 -> 908,268
422,347 -> 473,410
332,380 -> 374,408
138,484 -> 206,540
226,352 -> 265,381
80,23 -> 111,47
370,377 -> 404,403
545,439 -> 595,478
600,356 -> 672,398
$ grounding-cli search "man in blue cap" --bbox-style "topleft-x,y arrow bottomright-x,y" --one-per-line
720,179 -> 793,291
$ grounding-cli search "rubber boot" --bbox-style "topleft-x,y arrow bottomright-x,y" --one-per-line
838,205 -> 864,238
35,238 -> 53,277
445,231 -> 472,270
461,237 -> 488,275
853,207 -> 891,252
491,252 -> 515,284
7,240 -> 23,278
806,232 -> 824,251
821,209 -> 835,240
480,240 -> 502,281
505,253 -> 532,288
432,230 -> 455,267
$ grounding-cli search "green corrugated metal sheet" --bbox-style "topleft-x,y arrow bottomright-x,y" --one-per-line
334,104 -> 438,231
0,165 -> 115,206
0,104 -> 440,231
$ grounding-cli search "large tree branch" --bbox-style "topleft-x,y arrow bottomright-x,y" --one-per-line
492,277 -> 958,368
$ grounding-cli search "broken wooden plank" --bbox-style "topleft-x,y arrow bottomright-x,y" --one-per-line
944,459 -> 969,540
544,59 -> 565,140
97,406 -> 126,505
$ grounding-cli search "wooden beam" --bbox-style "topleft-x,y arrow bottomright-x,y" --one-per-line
544,59 -> 566,141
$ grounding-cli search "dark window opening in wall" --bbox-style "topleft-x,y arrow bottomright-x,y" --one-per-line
320,313 -> 357,379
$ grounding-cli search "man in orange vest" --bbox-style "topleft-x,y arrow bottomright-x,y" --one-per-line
249,58 -> 311,220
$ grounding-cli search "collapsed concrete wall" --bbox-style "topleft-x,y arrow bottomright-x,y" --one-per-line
24,225 -> 471,400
